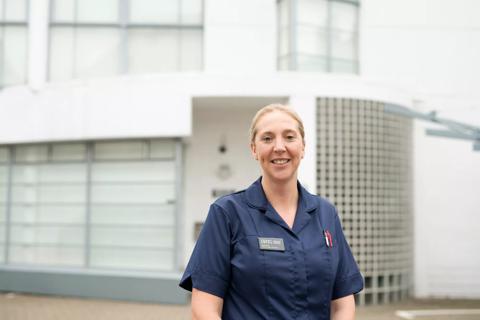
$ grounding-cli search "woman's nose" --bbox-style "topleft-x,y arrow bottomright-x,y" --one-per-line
273,139 -> 286,152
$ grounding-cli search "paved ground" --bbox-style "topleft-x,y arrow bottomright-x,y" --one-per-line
1,292 -> 479,320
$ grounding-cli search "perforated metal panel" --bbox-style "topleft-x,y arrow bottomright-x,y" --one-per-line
317,98 -> 413,305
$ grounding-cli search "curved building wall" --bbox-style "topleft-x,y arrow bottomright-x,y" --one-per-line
316,98 -> 413,305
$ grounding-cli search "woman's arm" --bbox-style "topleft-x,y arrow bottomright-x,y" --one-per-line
331,294 -> 355,320
191,288 -> 224,320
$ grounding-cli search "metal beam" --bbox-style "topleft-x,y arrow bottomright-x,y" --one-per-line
425,129 -> 475,141
384,103 -> 480,151
474,141 -> 480,151
384,104 -> 433,121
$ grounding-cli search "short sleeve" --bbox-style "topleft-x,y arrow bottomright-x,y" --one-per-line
331,212 -> 364,300
179,203 -> 232,299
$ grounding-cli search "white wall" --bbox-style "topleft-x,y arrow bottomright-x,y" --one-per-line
362,0 -> 480,298
362,0 -> 480,96
414,120 -> 480,298
182,99 -> 262,263
0,80 -> 192,143
0,73 -> 412,145
28,0 -> 49,90
290,95 -> 317,193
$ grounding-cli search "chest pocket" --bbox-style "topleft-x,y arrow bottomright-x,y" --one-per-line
302,228 -> 336,304
232,235 -> 294,281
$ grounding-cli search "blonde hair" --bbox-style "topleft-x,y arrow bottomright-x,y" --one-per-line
249,103 -> 305,144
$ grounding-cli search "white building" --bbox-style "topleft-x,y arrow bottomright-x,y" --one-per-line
0,0 -> 479,304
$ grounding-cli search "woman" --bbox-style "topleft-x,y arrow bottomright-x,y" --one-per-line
180,104 -> 364,319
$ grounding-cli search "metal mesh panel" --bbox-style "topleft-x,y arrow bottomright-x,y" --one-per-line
317,98 -> 413,305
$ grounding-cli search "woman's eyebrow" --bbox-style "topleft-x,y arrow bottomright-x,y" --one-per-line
259,131 -> 273,135
259,129 -> 297,135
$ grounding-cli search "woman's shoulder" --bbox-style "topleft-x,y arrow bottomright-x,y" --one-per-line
316,195 -> 337,213
210,189 -> 249,218
300,184 -> 337,215
301,190 -> 339,227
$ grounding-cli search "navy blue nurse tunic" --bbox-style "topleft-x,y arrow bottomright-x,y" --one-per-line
179,178 -> 364,319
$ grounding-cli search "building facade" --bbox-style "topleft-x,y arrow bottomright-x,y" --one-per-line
1,0 -> 479,304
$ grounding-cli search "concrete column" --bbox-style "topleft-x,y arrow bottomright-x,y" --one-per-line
289,95 -> 317,193
28,0 -> 49,90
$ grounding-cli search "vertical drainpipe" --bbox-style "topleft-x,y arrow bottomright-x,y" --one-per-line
289,0 -> 298,70
4,146 -> 14,264
119,0 -> 128,74
326,0 -> 332,72
84,142 -> 93,268
174,138 -> 184,271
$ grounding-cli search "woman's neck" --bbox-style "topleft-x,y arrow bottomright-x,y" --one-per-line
261,176 -> 298,207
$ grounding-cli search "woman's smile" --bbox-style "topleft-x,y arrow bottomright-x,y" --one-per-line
271,158 -> 290,165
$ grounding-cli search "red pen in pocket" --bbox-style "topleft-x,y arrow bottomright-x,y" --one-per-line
324,230 -> 333,248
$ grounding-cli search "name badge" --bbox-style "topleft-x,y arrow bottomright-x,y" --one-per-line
258,237 -> 285,252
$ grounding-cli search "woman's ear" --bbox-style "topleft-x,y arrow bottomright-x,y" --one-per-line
250,142 -> 258,160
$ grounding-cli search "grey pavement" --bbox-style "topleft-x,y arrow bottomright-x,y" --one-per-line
1,292 -> 479,320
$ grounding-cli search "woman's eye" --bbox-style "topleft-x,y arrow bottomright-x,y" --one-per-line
286,135 -> 295,141
262,136 -> 272,142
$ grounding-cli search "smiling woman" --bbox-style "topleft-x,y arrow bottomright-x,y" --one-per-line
249,104 -> 305,191
179,103 -> 364,320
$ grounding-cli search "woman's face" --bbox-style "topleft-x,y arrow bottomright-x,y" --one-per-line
250,110 -> 305,184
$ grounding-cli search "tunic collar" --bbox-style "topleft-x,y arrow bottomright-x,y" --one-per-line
245,177 -> 317,213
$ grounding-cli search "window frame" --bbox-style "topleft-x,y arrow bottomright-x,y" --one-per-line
0,139 -> 183,273
47,0 -> 204,80
277,0 -> 360,73
0,0 -> 29,88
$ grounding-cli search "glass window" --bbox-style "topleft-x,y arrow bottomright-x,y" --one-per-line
150,140 -> 175,159
278,0 -> 359,73
181,0 -> 203,24
0,147 -> 9,264
15,145 -> 48,163
89,140 -> 177,271
2,27 -> 28,85
75,28 -> 121,78
297,0 -> 327,27
180,29 -> 203,71
49,0 -> 203,81
9,146 -> 88,267
297,25 -> 328,56
331,30 -> 357,60
94,141 -> 149,160
46,26 -> 122,80
49,27 -> 75,81
330,1 -> 358,73
51,144 -> 87,162
128,29 -> 179,74
4,0 -> 27,22
129,0 -> 178,24
0,0 -> 28,87
90,203 -> 175,226
9,246 -> 85,266
90,247 -> 173,270
77,0 -> 119,23
2,140 -> 179,271
279,26 -> 290,57
51,0 -> 75,22
331,1 -> 357,32
0,147 -> 9,163
91,162 -> 175,183
297,54 -> 327,72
